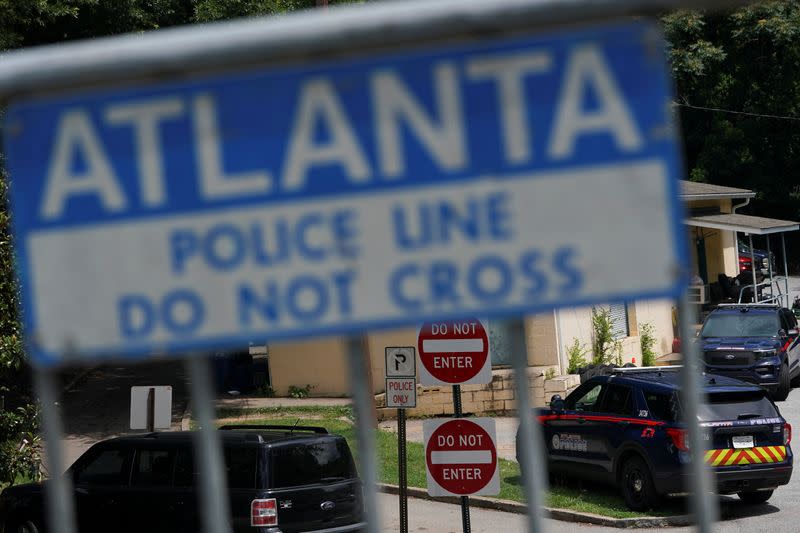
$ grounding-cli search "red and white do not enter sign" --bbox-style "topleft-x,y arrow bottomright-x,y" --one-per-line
423,418 -> 499,497
417,318 -> 491,385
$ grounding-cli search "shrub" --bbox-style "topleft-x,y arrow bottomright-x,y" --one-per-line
0,404 -> 42,487
566,339 -> 588,374
591,307 -> 622,365
288,384 -> 314,399
544,368 -> 556,380
640,322 -> 658,367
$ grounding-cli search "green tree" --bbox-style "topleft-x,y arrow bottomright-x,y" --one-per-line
663,2 -> 800,229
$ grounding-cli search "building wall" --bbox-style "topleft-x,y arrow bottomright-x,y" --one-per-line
375,368 -> 579,420
524,312 -> 561,369
555,300 -> 674,370
268,336 -> 350,396
634,298 -> 677,356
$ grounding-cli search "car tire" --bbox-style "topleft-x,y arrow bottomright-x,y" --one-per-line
774,363 -> 791,401
620,456 -> 659,511
737,489 -> 774,504
9,518 -> 41,533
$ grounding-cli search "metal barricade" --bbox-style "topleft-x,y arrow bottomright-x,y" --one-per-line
5,1 -> 753,532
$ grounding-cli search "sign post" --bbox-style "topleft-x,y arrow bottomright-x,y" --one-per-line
385,347 -> 416,533
417,318 -> 493,531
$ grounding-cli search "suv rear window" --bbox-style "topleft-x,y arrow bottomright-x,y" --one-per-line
644,392 -> 680,422
697,391 -> 778,421
701,312 -> 779,337
270,439 -> 355,489
174,447 -> 258,489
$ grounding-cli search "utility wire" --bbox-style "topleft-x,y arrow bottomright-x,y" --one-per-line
675,101 -> 800,122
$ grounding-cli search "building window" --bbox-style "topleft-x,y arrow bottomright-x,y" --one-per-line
609,303 -> 630,339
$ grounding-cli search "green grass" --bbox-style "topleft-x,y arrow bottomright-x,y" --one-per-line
211,407 -> 686,519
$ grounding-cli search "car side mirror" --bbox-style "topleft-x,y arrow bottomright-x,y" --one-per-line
779,328 -> 788,339
550,394 -> 565,413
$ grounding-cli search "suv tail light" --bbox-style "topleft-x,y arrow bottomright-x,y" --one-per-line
784,423 -> 792,446
666,428 -> 690,451
251,498 -> 277,527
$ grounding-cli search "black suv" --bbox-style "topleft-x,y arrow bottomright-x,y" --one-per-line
517,368 -> 793,510
0,425 -> 365,533
699,304 -> 800,401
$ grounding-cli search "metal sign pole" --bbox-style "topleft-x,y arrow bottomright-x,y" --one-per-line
451,384 -> 471,533
782,233 -> 790,307
510,335 -> 546,533
146,386 -> 155,432
187,356 -> 232,533
33,367 -> 77,533
678,294 -> 717,532
347,337 -> 380,533
398,407 -> 408,533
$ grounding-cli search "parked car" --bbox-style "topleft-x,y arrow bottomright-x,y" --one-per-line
516,368 -> 793,511
699,304 -> 800,401
0,425 -> 365,533
738,240 -> 775,274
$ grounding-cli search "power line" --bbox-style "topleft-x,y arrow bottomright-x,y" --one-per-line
675,101 -> 800,122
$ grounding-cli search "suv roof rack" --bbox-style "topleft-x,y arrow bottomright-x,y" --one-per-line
610,365 -> 682,374
715,303 -> 780,308
218,424 -> 329,434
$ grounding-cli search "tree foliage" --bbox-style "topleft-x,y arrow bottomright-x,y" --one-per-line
663,2 -> 800,226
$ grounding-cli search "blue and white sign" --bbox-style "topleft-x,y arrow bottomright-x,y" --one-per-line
5,21 -> 685,366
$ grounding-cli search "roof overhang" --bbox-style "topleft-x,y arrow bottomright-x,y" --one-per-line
684,213 -> 800,235
681,192 -> 756,200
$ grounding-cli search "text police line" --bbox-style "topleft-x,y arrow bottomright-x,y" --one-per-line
117,191 -> 582,339
34,44 -> 641,224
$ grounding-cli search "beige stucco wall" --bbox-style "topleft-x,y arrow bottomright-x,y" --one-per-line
555,305 -> 594,369
265,300 -> 677,396
554,300 -> 675,370
524,312 -> 561,369
634,299 -> 677,357
268,336 -> 350,396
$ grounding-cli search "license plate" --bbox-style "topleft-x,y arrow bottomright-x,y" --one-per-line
732,435 -> 754,449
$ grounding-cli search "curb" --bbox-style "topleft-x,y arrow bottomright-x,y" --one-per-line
377,484 -> 693,529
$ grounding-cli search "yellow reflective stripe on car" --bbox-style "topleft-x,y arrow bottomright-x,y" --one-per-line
703,446 -> 787,466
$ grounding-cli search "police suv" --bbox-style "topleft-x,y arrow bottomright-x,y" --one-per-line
517,367 -> 793,510
699,304 -> 800,401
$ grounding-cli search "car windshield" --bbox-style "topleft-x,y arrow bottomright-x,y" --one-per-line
701,313 -> 779,338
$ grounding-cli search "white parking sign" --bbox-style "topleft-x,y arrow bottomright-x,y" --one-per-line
386,347 -> 416,378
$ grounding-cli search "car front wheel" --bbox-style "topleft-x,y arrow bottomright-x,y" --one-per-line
620,456 -> 659,511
